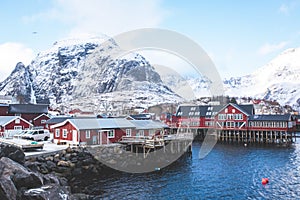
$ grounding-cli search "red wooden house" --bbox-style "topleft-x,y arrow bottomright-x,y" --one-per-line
0,116 -> 32,137
214,103 -> 254,131
8,104 -> 48,125
0,104 -> 9,116
173,104 -> 255,130
174,105 -> 223,129
129,120 -> 169,136
51,118 -> 136,145
248,114 -> 295,132
33,113 -> 50,129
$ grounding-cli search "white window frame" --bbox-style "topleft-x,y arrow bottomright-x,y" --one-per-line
149,129 -> 155,136
86,130 -> 90,139
108,130 -> 115,138
63,129 -> 68,138
15,118 -> 20,124
55,129 -> 60,137
41,120 -> 46,124
126,129 -> 131,137
138,130 -> 144,136
14,126 -> 22,130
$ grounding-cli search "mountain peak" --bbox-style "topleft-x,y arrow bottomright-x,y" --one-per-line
52,34 -> 110,48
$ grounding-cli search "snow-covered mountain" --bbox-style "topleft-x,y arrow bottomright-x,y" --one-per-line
153,65 -> 212,100
0,62 -> 34,103
0,36 -> 183,113
1,34 -> 300,112
224,47 -> 300,109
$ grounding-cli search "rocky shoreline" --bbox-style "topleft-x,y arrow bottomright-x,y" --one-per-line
0,143 -> 110,200
0,140 -> 192,199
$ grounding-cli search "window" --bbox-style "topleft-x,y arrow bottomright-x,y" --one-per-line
218,114 -> 226,120
63,129 -> 68,138
149,129 -> 155,136
15,118 -> 20,124
55,129 -> 60,137
226,121 -> 235,128
14,126 -> 22,130
41,120 -> 46,124
191,107 -> 196,111
85,130 -> 90,139
108,130 -> 115,138
227,114 -> 233,120
126,129 -> 131,137
138,130 -> 144,136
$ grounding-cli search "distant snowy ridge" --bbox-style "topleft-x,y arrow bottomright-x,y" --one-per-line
1,35 -> 300,112
224,47 -> 300,109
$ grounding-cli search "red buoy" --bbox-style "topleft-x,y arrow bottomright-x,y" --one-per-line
262,178 -> 269,185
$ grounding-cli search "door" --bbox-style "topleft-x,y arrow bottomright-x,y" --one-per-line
72,130 -> 77,144
98,131 -> 102,145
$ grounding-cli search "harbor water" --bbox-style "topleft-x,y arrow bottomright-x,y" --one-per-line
88,140 -> 300,199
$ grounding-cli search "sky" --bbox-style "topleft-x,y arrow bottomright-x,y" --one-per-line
1,0 -> 300,81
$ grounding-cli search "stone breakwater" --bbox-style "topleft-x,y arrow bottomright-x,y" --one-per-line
0,141 -> 192,199
0,143 -> 114,200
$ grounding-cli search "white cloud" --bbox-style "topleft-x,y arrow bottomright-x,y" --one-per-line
0,43 -> 34,82
24,0 -> 168,37
279,4 -> 289,15
258,41 -> 288,55
278,2 -> 299,15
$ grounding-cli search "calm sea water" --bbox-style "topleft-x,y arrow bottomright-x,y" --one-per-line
91,140 -> 300,199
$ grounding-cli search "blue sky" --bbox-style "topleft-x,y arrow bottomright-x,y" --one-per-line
1,0 -> 300,81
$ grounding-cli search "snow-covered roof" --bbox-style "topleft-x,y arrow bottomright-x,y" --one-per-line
51,118 -> 135,130
129,120 -> 169,130
9,104 -> 48,114
249,114 -> 291,121
0,116 -> 32,126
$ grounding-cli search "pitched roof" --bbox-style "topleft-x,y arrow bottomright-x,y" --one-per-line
0,116 -> 32,126
129,114 -> 151,120
33,113 -> 50,121
237,104 -> 255,115
129,120 -> 169,130
8,104 -> 48,114
0,116 -> 17,126
216,103 -> 254,116
51,118 -> 136,130
46,116 -> 74,124
176,105 -> 224,117
249,114 -> 291,121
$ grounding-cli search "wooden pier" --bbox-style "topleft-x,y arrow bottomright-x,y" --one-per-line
169,128 -> 296,145
119,133 -> 193,158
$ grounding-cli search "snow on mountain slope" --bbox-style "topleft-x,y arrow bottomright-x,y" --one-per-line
0,62 -> 33,103
2,34 -> 300,111
0,35 -> 183,112
224,48 -> 300,108
153,64 -> 212,100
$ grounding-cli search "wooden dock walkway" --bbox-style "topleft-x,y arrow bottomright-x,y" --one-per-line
119,133 -> 193,158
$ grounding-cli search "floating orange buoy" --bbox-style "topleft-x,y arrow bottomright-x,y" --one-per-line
262,178 -> 269,185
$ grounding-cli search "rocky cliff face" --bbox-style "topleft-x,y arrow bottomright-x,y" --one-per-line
0,62 -> 33,103
0,36 -> 182,112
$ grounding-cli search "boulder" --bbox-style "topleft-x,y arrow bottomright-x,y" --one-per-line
19,184 -> 72,200
0,174 -> 17,200
0,143 -> 25,164
0,157 -> 43,190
